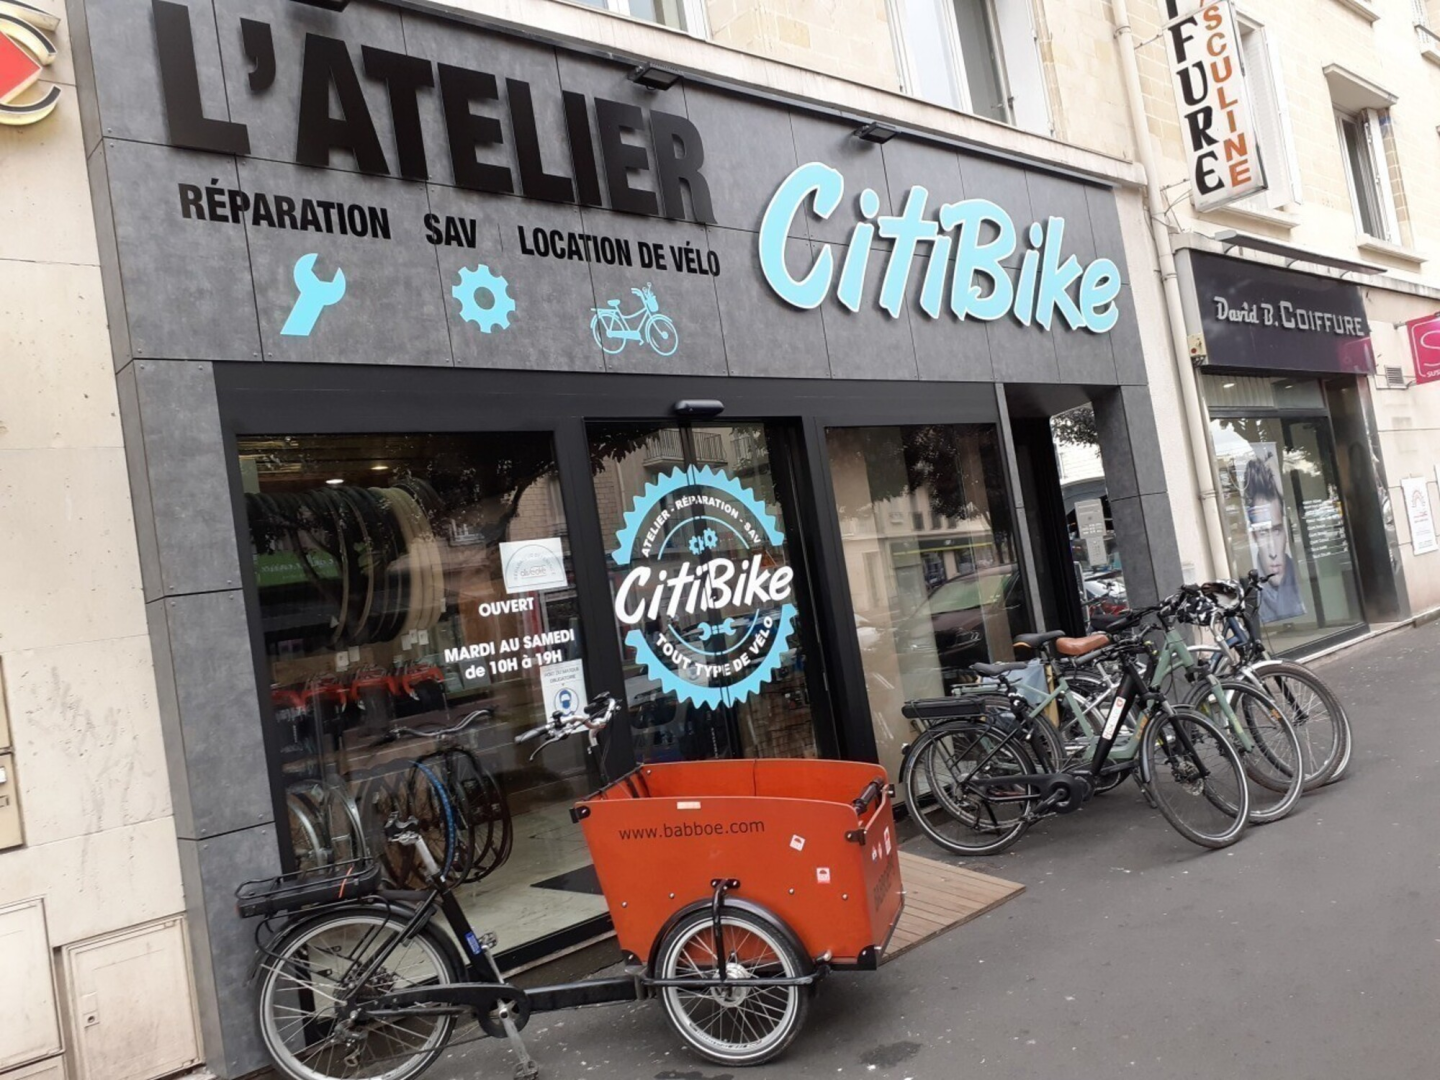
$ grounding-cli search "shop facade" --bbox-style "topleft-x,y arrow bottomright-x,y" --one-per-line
1176,247 -> 1408,655
69,0 -> 1178,1070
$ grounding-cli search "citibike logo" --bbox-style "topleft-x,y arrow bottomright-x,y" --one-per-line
612,467 -> 796,709
590,283 -> 678,357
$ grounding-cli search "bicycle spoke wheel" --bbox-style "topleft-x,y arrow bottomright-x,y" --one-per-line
1188,681 -> 1303,824
1140,707 -> 1249,849
259,912 -> 458,1080
904,723 -> 1036,856
1249,661 -> 1348,789
658,908 -> 808,1067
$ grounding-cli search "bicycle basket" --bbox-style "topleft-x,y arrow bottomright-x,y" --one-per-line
235,857 -> 381,919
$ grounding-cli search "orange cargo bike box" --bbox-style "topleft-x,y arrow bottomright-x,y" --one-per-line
574,758 -> 904,971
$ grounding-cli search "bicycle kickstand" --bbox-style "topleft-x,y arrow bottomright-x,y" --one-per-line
497,1002 -> 540,1080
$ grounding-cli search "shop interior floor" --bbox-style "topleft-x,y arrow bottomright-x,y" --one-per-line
881,851 -> 1025,964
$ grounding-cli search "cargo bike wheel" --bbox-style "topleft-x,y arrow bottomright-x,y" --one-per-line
656,907 -> 810,1066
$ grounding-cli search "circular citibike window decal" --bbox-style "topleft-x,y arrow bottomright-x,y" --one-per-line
612,466 -> 798,709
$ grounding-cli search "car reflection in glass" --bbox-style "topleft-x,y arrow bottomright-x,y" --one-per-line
894,566 -> 1024,690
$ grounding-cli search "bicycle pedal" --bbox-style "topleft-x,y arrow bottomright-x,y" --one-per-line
476,931 -> 499,951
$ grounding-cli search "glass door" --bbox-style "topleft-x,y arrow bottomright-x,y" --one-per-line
1206,375 -> 1365,653
588,421 -> 823,763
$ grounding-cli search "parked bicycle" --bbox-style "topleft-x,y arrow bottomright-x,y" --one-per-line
901,599 -> 1252,854
238,692 -> 904,1080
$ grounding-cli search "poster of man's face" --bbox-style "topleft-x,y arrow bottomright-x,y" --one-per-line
1237,442 -> 1306,624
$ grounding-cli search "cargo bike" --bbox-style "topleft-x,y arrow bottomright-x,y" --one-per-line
237,693 -> 905,1080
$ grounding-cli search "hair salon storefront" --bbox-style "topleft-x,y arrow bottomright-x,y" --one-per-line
78,0 -> 1175,1068
1177,248 -> 1406,655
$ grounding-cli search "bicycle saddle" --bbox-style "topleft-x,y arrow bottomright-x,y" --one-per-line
971,661 -> 1030,677
1055,633 -> 1110,657
1013,630 -> 1065,652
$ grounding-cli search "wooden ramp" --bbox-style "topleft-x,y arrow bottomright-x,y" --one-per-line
882,851 -> 1025,964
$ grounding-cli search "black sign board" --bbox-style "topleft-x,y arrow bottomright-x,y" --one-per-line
1191,251 -> 1374,375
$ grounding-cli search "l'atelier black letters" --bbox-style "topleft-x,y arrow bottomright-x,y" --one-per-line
149,0 -> 715,224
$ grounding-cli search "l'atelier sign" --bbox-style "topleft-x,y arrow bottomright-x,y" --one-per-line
1191,251 -> 1373,375
151,0 -> 714,223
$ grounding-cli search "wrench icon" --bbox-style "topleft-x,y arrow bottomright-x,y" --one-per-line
281,253 -> 346,336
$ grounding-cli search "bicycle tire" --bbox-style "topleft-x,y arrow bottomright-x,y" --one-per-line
1186,680 -> 1303,824
904,722 -> 1037,856
445,748 -> 513,880
592,313 -> 626,355
257,909 -> 459,1080
1139,706 -> 1249,849
1245,660 -> 1349,789
405,757 -> 473,885
656,906 -> 808,1066
285,792 -> 327,871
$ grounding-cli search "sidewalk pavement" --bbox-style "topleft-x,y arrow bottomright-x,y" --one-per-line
436,618 -> 1437,1080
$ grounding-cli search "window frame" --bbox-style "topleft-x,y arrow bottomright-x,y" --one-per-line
1334,106 -> 1399,242
1232,13 -> 1303,211
589,0 -> 710,39
888,0 -> 1016,125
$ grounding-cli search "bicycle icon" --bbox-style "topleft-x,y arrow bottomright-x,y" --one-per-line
590,283 -> 679,357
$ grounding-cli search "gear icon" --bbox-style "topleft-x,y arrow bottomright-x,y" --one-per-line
687,527 -> 719,555
688,534 -> 707,555
452,265 -> 516,333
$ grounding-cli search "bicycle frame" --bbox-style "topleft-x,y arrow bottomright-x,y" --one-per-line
1147,625 -> 1259,753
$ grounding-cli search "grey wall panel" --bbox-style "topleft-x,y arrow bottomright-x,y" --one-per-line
1110,287 -> 1147,385
84,0 -> 229,146
431,190 -> 604,371
401,9 -> 570,196
1105,494 -> 1155,605
580,209 -> 722,376
1024,171 -> 1099,270
214,0 -> 402,175
1054,325 -> 1119,385
680,85 -> 802,236
105,140 -> 262,362
238,158 -> 453,365
64,0 -> 102,156
144,597 -> 195,838
911,281 -> 995,382
555,52 -> 680,218
1091,387 -> 1138,502
1084,185 -> 1129,283
1140,491 -> 1183,595
154,589 -> 274,838
132,361 -> 245,598
86,140 -> 134,371
879,138 -> 964,215
114,364 -> 164,599
958,156 -> 1034,272
819,240 -> 920,380
1120,385 -> 1169,497
709,227 -> 828,378
178,824 -> 280,1078
788,113 -> 893,244
986,304 -> 1060,384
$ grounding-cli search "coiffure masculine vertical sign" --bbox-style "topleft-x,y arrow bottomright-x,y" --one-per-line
1163,1 -> 1265,211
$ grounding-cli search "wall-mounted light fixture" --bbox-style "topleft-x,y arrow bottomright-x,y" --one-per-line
673,399 -> 725,417
628,62 -> 682,91
854,121 -> 898,144
289,0 -> 351,10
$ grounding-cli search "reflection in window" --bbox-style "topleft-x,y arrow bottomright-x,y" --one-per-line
825,424 -> 1026,785
242,433 -> 604,953
1051,404 -> 1130,626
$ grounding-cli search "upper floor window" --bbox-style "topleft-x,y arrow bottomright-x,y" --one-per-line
1336,109 -> 1394,240
1325,64 -> 1402,243
576,0 -> 708,37
888,0 -> 1051,133
1232,16 -> 1301,212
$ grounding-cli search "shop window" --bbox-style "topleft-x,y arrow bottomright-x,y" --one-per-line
888,0 -> 1051,132
825,423 -> 1027,785
1203,375 -> 1364,654
240,432 -> 604,954
1233,17 -> 1302,211
589,422 -> 820,764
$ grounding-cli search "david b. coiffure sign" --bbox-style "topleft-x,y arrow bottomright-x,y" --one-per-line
1164,1 -> 1265,211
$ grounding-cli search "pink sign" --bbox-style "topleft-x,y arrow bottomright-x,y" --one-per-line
1407,314 -> 1440,385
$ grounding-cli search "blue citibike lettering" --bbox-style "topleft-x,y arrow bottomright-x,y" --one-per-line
590,284 -> 679,356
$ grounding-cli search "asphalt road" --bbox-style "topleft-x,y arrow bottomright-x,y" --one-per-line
436,620 -> 1438,1080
